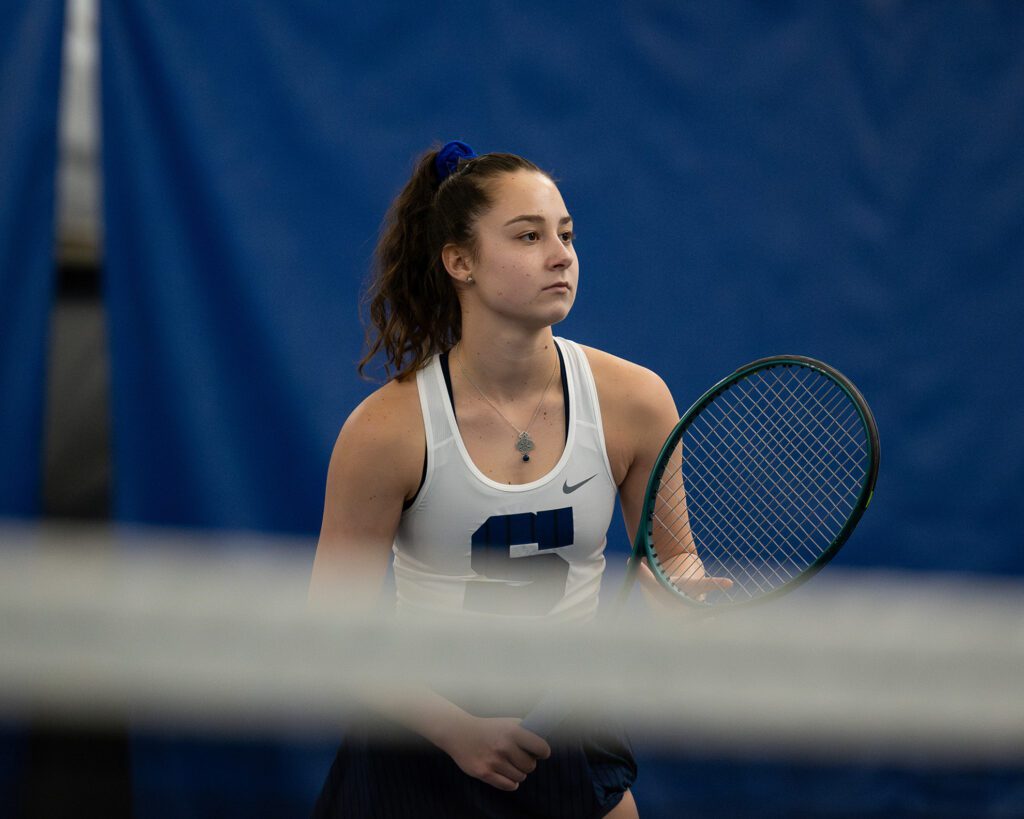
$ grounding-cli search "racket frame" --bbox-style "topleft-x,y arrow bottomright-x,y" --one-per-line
621,354 -> 880,611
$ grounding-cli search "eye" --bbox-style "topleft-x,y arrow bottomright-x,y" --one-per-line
560,230 -> 575,243
519,231 -> 540,242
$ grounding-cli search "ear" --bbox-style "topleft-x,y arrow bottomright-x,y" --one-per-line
441,243 -> 474,285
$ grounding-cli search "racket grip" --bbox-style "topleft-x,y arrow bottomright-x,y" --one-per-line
519,691 -> 568,738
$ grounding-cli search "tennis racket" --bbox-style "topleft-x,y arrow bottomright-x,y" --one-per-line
521,354 -> 880,735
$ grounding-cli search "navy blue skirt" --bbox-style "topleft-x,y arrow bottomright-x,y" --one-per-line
311,715 -> 636,819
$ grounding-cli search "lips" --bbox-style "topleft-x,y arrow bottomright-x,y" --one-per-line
544,282 -> 571,291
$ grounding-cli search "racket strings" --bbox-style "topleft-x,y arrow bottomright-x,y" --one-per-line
710,368 -> 866,591
650,365 -> 870,604
753,373 -> 867,492
655,374 -> 859,542
667,393 -> 841,573
716,371 -> 865,565
736,373 -> 864,504
656,452 -> 796,595
695,398 -> 837,541
725,372 -> 864,529
654,435 -> 805,596
721,381 -> 864,543
652,501 -> 784,596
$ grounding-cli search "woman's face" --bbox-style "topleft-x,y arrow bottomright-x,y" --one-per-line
459,170 -> 578,330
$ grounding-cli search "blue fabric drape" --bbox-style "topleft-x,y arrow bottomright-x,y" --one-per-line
100,1 -> 1024,816
100,0 -> 1024,568
100,0 -> 367,534
0,0 -> 64,518
0,1 -> 65,811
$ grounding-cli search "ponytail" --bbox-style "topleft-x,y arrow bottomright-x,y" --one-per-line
358,144 -> 543,381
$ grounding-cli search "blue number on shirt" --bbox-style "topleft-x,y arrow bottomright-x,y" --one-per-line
465,507 -> 574,615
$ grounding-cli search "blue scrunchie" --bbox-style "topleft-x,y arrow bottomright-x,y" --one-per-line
435,140 -> 477,182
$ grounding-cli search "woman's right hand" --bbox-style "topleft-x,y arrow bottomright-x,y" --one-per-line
437,714 -> 552,791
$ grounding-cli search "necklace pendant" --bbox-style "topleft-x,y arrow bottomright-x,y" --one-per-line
515,431 -> 535,454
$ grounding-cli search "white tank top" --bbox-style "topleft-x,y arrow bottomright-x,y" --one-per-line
392,338 -> 617,623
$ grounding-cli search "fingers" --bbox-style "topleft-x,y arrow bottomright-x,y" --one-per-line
514,726 -> 552,761
496,727 -> 549,779
641,555 -> 733,595
473,721 -> 552,791
689,575 -> 733,591
502,746 -> 538,776
482,770 -> 522,792
493,760 -> 527,789
480,740 -> 547,791
470,753 -> 531,792
636,559 -> 661,588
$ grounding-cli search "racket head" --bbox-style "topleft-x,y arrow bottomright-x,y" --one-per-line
633,355 -> 880,610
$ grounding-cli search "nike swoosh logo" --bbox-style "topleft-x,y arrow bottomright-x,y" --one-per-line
563,474 -> 597,494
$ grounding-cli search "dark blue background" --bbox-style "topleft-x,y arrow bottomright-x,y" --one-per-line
0,2 -> 66,810
100,1 -> 1024,580
0,0 -> 64,518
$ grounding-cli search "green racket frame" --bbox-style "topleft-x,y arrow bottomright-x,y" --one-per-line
618,355 -> 881,610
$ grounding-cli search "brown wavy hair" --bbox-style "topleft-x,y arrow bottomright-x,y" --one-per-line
358,146 -> 544,381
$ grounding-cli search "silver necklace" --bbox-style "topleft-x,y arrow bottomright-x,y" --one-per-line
455,347 -> 559,462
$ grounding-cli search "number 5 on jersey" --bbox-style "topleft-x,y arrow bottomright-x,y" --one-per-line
465,508 -> 573,616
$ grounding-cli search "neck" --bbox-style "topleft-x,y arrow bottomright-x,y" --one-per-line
454,324 -> 558,402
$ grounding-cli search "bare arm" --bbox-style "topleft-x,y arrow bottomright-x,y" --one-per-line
308,382 -> 420,610
585,349 -> 729,604
309,380 -> 550,789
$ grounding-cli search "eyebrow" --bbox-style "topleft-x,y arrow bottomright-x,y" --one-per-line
503,214 -> 574,227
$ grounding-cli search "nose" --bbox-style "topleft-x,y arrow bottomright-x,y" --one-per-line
547,234 -> 574,270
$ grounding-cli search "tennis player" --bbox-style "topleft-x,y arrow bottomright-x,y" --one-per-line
310,141 -> 686,818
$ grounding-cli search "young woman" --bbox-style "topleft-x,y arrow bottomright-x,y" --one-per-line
310,142 -> 690,818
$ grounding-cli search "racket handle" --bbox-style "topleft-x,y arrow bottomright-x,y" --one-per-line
519,691 -> 568,738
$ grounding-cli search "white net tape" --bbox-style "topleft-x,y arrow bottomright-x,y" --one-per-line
1,523 -> 1022,763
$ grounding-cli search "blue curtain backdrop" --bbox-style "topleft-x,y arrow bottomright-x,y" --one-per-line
100,1 -> 1024,816
0,0 -> 66,811
0,0 -> 64,519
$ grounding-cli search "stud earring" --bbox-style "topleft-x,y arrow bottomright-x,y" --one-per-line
466,275 -> 475,284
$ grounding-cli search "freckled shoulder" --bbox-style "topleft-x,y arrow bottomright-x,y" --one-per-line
334,375 -> 426,500
579,346 -> 679,483
579,345 -> 675,418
